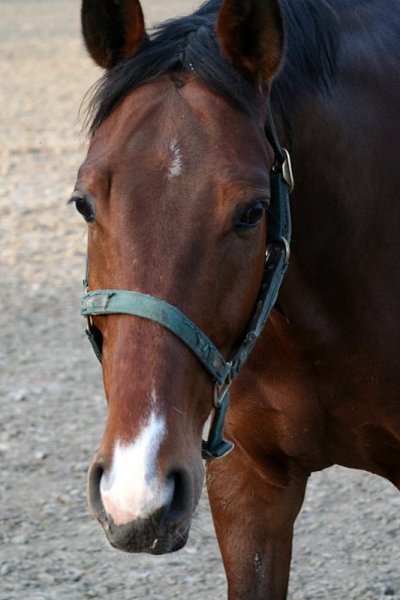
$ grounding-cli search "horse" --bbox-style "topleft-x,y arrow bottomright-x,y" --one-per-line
71,0 -> 400,597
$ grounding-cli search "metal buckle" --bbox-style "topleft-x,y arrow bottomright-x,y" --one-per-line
203,372 -> 235,460
86,315 -> 94,335
213,363 -> 233,408
279,236 -> 291,265
213,381 -> 231,409
282,148 -> 294,193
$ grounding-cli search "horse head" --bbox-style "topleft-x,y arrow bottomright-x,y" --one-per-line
73,0 -> 285,554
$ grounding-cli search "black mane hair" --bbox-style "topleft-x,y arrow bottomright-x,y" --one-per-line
86,0 -> 339,136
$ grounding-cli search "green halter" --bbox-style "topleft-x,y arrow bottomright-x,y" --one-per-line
80,115 -> 293,460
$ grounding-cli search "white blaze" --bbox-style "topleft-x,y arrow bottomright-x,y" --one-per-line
100,412 -> 171,525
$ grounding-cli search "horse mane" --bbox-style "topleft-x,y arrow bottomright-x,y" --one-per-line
85,0 -> 340,136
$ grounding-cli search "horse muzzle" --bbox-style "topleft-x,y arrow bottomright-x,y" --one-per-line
87,457 -> 193,554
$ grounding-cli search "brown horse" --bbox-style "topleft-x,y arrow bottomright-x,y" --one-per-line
72,0 -> 400,597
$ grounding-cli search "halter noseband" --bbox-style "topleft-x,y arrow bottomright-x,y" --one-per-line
80,109 -> 293,460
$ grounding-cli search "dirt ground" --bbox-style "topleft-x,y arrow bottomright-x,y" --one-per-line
0,1 -> 399,599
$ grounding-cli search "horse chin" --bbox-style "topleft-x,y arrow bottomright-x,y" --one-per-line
147,529 -> 190,555
101,516 -> 191,554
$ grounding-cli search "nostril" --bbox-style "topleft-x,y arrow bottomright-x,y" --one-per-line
87,458 -> 106,523
165,469 -> 192,526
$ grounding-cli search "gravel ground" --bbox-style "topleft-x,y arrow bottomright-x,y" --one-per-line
0,2 -> 399,599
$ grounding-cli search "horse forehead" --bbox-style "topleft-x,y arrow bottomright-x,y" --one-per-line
81,78 -> 266,190
90,77 -> 256,155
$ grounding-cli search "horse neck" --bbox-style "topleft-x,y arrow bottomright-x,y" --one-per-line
273,40 -> 400,346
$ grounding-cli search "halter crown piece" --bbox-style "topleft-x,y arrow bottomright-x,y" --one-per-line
80,108 -> 293,460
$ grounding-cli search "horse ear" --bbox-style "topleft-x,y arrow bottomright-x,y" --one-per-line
217,0 -> 284,88
81,0 -> 147,69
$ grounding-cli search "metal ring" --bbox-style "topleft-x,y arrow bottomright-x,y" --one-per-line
279,236 -> 291,264
86,315 -> 94,334
282,148 -> 295,193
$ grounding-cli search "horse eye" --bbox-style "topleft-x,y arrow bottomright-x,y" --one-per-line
236,201 -> 267,229
70,194 -> 95,223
